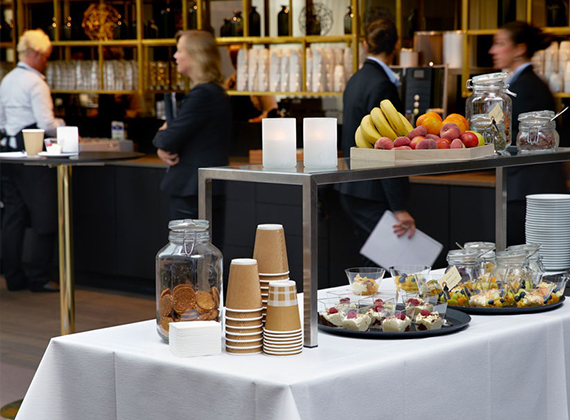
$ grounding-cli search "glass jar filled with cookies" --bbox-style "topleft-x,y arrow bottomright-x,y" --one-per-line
156,219 -> 223,341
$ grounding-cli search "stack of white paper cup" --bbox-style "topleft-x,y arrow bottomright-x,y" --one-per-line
263,280 -> 303,356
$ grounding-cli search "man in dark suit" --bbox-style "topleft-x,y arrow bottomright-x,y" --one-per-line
338,19 -> 416,265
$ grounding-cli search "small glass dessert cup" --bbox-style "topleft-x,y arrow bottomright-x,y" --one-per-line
539,272 -> 569,304
341,306 -> 373,332
403,294 -> 438,321
318,298 -> 346,328
389,265 -> 431,295
358,297 -> 396,328
345,267 -> 385,296
325,292 -> 358,312
44,138 -> 62,154
380,310 -> 411,333
414,309 -> 445,331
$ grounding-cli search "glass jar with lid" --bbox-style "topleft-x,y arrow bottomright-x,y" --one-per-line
490,250 -> 534,290
466,72 -> 513,153
446,249 -> 482,283
155,219 -> 223,342
516,111 -> 559,154
470,114 -> 507,151
506,243 -> 544,282
464,241 -> 496,273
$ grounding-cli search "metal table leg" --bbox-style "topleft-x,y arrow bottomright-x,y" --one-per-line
198,175 -> 212,225
57,165 -> 75,335
495,167 -> 507,251
303,178 -> 318,347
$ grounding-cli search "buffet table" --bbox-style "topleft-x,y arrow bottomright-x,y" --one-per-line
16,302 -> 570,420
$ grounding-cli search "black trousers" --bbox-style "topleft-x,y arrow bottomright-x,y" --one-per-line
169,195 -> 226,251
338,193 -> 388,267
1,162 -> 57,290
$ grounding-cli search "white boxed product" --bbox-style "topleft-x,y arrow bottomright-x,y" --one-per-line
169,321 -> 222,358
236,49 -> 248,91
289,49 -> 301,92
269,49 -> 281,92
305,48 -> 312,91
280,50 -> 289,92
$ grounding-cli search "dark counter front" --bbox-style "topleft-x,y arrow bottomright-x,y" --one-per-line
64,158 -> 523,294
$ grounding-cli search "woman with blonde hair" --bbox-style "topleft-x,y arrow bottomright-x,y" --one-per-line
152,30 -> 232,229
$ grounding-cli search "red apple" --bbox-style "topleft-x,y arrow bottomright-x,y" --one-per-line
410,136 -> 425,150
459,131 -> 479,148
436,139 -> 450,149
394,136 -> 411,147
440,123 -> 461,141
450,138 -> 465,149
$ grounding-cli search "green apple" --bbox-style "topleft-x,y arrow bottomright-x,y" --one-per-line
466,130 -> 485,147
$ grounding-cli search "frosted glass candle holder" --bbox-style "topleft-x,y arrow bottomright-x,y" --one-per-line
57,126 -> 79,153
262,118 -> 297,169
303,118 -> 338,169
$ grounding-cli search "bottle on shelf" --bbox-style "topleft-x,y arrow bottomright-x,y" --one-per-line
47,17 -> 57,41
188,2 -> 198,30
220,18 -> 232,37
231,11 -> 243,37
305,6 -> 321,36
278,5 -> 290,36
146,20 -> 159,39
159,1 -> 175,38
62,16 -> 73,40
344,6 -> 353,35
114,15 -> 126,40
547,0 -> 569,27
249,6 -> 261,37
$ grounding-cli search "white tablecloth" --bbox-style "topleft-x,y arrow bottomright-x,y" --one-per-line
16,296 -> 570,420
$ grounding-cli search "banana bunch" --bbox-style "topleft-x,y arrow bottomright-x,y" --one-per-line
355,99 -> 414,148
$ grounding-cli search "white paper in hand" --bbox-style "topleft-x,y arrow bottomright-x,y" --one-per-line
360,210 -> 443,268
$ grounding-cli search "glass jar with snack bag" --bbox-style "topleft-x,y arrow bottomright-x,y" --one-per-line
446,249 -> 482,285
464,241 -> 496,274
516,111 -> 559,154
155,219 -> 223,342
506,243 -> 544,282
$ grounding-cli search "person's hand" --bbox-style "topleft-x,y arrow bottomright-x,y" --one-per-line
392,210 -> 416,238
158,121 -> 168,131
157,148 -> 179,166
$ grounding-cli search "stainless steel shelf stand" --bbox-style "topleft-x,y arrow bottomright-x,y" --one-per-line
199,149 -> 570,347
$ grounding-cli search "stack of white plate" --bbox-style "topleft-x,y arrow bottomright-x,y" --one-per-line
526,194 -> 570,271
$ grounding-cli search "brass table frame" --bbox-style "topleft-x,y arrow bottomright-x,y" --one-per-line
0,152 -> 143,335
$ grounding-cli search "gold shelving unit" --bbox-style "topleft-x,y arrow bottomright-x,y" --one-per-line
7,0 -> 360,96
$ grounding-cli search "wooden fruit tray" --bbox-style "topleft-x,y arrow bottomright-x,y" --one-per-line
350,144 -> 495,168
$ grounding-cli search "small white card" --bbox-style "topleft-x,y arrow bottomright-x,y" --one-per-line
360,210 -> 443,268
437,265 -> 462,290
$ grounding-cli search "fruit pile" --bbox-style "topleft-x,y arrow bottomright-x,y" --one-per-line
355,102 -> 486,150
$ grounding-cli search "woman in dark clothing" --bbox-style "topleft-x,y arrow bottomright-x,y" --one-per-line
489,21 -> 568,245
152,30 -> 232,222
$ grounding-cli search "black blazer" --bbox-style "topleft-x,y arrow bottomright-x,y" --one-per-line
337,59 -> 409,210
152,83 -> 232,197
507,65 -> 566,201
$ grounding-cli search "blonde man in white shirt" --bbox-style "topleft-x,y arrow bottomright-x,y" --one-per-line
0,29 -> 63,292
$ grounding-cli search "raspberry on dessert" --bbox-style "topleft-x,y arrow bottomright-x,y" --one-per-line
373,304 -> 383,312
407,298 -> 420,306
396,312 -> 406,320
328,307 -> 338,314
339,297 -> 350,303
374,299 -> 384,305
347,310 -> 357,319
420,309 -> 431,316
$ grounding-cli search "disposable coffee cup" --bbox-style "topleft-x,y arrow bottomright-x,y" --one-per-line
225,338 -> 263,347
225,325 -> 263,334
259,273 -> 290,280
263,343 -> 303,351
225,318 -> 263,327
225,259 -> 263,310
253,225 -> 289,274
22,129 -> 45,156
226,332 -> 263,341
263,348 -> 302,357
264,305 -> 301,331
225,308 -> 263,319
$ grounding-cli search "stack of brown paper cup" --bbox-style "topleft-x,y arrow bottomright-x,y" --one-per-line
263,280 -> 303,356
253,224 -> 290,324
225,258 -> 263,355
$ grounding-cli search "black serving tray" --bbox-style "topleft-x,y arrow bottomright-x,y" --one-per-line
449,296 -> 565,315
318,308 -> 471,339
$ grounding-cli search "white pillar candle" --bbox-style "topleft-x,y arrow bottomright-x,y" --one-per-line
303,118 -> 338,169
57,126 -> 79,153
262,118 -> 297,169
